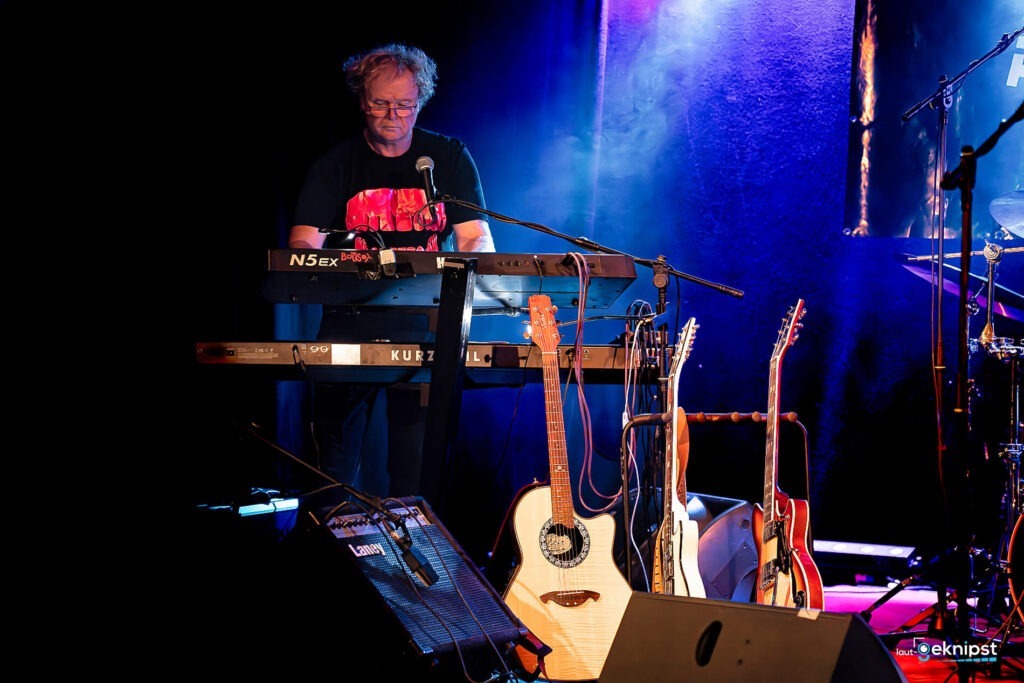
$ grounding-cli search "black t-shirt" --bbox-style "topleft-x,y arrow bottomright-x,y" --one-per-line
292,127 -> 488,342
293,127 -> 487,251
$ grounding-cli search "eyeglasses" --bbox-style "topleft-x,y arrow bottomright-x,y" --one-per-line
364,103 -> 418,118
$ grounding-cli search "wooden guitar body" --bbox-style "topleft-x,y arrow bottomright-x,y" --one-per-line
752,491 -> 824,609
503,485 -> 632,681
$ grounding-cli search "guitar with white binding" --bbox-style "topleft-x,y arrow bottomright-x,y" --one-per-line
651,317 -> 705,598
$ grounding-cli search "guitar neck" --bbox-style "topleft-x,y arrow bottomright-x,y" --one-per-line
762,358 -> 781,523
541,352 -> 574,528
664,319 -> 696,514
762,299 -> 805,526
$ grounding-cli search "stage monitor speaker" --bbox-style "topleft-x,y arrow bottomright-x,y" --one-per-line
292,495 -> 530,680
615,491 -> 758,600
599,592 -> 907,683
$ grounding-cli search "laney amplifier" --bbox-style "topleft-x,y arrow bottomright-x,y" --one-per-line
296,496 -> 529,679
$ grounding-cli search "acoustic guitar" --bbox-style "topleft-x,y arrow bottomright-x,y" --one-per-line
751,299 -> 825,609
502,294 -> 633,682
651,317 -> 705,598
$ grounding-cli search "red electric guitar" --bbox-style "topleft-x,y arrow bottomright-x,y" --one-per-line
751,299 -> 825,609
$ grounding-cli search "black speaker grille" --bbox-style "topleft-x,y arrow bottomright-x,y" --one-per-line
328,497 -> 526,658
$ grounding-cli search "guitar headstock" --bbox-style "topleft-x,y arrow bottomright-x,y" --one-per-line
670,317 -> 698,376
772,299 -> 806,362
528,294 -> 561,353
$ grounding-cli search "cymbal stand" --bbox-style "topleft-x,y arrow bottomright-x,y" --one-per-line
976,243 -> 1003,348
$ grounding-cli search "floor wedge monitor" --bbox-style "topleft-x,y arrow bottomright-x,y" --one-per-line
599,591 -> 907,683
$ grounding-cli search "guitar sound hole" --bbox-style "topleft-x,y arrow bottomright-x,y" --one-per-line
540,519 -> 591,568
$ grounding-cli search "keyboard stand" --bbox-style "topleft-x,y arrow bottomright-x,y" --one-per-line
420,257 -> 477,515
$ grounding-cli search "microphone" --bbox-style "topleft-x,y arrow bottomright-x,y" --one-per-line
415,156 -> 438,224
389,525 -> 439,587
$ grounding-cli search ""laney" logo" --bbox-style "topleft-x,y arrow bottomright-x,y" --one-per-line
348,542 -> 385,558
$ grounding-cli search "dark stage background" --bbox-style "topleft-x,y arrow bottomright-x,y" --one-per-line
182,0 -> 1023,572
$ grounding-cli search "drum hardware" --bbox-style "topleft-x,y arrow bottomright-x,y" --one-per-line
1009,515 -> 1024,627
987,338 -> 1024,361
881,241 -> 1024,654
1000,443 -> 1023,517
868,342 -> 1024,655
905,261 -> 1024,323
902,75 -> 1024,666
902,246 -> 1024,262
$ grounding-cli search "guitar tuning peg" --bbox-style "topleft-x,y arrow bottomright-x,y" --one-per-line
522,321 -> 532,340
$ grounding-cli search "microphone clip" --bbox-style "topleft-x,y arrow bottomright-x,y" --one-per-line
652,256 -> 670,315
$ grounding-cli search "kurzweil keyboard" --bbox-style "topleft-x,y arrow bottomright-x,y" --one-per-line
195,340 -> 636,384
260,249 -> 637,310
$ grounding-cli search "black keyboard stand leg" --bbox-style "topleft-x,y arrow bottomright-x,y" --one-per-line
420,258 -> 477,517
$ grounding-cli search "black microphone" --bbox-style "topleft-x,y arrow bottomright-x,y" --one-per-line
415,155 -> 438,224
390,525 -> 439,587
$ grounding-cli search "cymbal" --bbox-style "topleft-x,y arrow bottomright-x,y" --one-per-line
903,262 -> 1024,322
990,189 -> 1024,237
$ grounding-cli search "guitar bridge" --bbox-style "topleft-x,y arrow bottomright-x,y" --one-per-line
539,589 -> 600,607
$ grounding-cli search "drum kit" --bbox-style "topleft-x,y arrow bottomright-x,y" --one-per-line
884,189 -> 1024,642
958,190 -> 1023,629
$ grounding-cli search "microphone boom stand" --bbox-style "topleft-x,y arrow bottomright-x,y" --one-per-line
438,197 -> 744,421
437,196 -> 745,302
